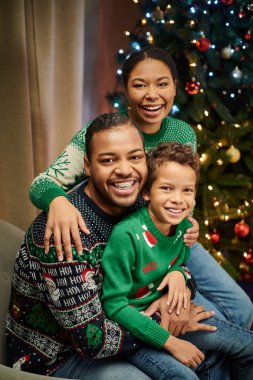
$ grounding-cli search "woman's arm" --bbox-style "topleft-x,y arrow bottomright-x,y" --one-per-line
29,125 -> 91,259
29,126 -> 89,211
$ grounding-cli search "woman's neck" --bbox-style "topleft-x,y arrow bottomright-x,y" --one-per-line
127,110 -> 162,134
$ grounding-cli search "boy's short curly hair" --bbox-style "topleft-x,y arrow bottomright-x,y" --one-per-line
145,142 -> 200,193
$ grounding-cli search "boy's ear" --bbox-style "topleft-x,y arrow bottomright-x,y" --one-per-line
142,189 -> 150,202
84,156 -> 91,176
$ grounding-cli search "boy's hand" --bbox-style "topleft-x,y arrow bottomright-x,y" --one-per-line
164,335 -> 205,368
157,271 -> 187,316
183,215 -> 199,247
166,288 -> 191,336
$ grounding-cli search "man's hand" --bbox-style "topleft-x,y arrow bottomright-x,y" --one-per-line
183,215 -> 199,247
45,196 -> 90,261
145,289 -> 191,336
144,294 -> 217,336
182,303 -> 217,334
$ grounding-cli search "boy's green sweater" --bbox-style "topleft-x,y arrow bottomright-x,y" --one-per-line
29,116 -> 196,211
101,206 -> 191,349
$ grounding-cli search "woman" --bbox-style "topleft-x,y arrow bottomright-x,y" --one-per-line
30,47 -> 253,376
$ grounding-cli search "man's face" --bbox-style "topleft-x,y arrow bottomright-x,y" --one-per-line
84,124 -> 147,216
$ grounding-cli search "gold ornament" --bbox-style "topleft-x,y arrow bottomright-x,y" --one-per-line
226,145 -> 241,163
221,45 -> 233,59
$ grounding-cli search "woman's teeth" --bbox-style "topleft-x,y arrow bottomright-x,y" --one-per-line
142,105 -> 163,111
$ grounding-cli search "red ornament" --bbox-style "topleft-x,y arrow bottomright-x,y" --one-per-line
245,31 -> 252,40
196,37 -> 211,52
234,221 -> 250,238
185,80 -> 200,95
245,249 -> 253,264
210,232 -> 220,244
240,249 -> 253,281
221,0 -> 234,5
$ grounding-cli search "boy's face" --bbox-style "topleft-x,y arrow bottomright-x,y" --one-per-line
144,161 -> 196,235
84,124 -> 147,216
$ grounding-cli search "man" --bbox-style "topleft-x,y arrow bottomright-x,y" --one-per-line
6,113 -> 214,379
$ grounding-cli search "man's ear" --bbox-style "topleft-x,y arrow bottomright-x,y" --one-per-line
84,156 -> 91,176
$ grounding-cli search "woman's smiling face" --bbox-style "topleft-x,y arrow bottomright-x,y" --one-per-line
126,58 -> 176,134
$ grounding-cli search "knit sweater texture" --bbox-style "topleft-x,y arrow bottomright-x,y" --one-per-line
29,116 -> 196,211
6,184 -> 138,375
101,206 -> 191,349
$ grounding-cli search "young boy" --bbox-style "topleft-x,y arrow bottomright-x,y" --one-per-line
101,142 -> 253,379
101,142 -> 202,369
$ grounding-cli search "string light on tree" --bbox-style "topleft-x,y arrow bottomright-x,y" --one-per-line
232,66 -> 243,79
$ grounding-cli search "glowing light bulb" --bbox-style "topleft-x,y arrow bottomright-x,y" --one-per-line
200,153 -> 207,163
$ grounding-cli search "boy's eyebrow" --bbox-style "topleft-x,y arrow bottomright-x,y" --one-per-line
159,180 -> 195,186
98,148 -> 144,157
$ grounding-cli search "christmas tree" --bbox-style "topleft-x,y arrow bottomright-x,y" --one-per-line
108,0 -> 253,282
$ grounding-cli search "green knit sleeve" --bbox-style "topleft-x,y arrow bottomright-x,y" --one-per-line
29,122 -> 91,211
101,225 -> 170,349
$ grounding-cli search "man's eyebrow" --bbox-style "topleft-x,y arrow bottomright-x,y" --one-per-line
98,148 -> 144,157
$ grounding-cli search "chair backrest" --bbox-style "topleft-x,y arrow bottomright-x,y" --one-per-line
0,220 -> 25,365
